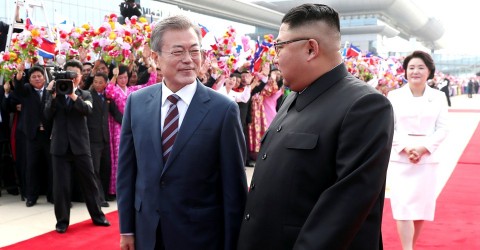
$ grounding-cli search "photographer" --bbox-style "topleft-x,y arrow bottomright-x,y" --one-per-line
44,59 -> 110,234
119,0 -> 142,24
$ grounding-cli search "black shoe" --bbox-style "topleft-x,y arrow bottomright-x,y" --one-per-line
7,188 -> 19,196
100,201 -> 110,207
93,218 -> 111,227
105,194 -> 116,201
26,200 -> 37,207
55,224 -> 68,234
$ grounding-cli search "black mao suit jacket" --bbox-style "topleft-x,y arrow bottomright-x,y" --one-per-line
237,64 -> 394,250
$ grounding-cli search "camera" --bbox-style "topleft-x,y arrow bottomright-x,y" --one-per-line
52,70 -> 77,95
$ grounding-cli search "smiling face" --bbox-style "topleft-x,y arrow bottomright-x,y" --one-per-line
29,70 -> 45,89
153,28 -> 201,92
406,57 -> 430,87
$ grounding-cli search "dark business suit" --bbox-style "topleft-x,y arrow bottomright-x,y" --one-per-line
13,78 -> 53,203
87,89 -> 122,202
0,87 -> 18,194
44,88 -> 105,227
117,81 -> 248,250
237,64 -> 394,250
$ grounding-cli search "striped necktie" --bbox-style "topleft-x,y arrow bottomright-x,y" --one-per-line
162,94 -> 180,163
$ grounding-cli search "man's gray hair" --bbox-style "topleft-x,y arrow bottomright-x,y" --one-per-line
150,15 -> 202,53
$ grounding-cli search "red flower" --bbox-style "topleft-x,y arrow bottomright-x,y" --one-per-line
2,53 -> 10,61
98,27 -> 107,34
32,39 -> 39,47
60,32 -> 68,39
110,13 -> 117,19
131,18 -> 137,25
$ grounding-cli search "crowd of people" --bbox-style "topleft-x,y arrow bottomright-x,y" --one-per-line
0,1 -> 473,249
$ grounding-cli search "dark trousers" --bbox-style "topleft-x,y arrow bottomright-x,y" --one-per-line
90,141 -> 111,203
0,140 -> 17,192
52,150 -> 105,226
25,130 -> 53,202
15,130 -> 27,198
440,86 -> 451,107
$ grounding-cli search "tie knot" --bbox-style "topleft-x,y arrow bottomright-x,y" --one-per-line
167,94 -> 180,105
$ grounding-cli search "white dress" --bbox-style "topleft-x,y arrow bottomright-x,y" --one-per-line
387,85 -> 448,221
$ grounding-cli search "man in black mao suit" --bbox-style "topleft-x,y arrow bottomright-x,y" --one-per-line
87,72 -> 123,207
44,59 -> 110,233
13,65 -> 53,207
237,4 -> 394,250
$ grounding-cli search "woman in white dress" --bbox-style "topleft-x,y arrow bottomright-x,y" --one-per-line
387,50 -> 448,250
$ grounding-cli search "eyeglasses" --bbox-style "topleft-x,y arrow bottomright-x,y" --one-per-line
273,38 -> 310,54
160,49 -> 201,58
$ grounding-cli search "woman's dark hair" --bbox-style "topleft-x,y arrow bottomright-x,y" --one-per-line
403,50 -> 436,80
118,64 -> 131,81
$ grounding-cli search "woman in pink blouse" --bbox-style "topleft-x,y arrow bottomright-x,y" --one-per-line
105,60 -> 157,196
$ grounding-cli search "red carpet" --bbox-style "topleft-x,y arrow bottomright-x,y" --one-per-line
448,109 -> 480,113
382,122 -> 480,249
1,212 -> 120,250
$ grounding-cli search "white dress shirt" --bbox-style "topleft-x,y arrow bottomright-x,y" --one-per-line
161,81 -> 197,131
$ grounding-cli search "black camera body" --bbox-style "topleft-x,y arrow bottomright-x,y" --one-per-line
53,70 -> 77,95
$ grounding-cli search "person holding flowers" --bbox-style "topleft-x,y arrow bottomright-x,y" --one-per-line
105,50 -> 157,198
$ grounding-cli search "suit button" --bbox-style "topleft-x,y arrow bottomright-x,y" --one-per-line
250,183 -> 255,190
276,126 -> 282,132
160,181 -> 166,187
262,153 -> 267,160
245,214 -> 250,221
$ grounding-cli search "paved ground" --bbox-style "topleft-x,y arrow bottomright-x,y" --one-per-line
1,94 -> 479,247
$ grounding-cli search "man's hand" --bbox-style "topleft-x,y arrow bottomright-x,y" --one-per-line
78,46 -> 88,63
46,80 -> 56,98
3,81 -> 11,94
120,235 -> 135,250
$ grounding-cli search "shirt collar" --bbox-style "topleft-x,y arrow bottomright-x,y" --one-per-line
161,80 -> 197,106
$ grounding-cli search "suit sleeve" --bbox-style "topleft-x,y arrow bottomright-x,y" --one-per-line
294,93 -> 394,249
117,94 -> 137,234
72,91 -> 93,115
44,91 -> 57,121
219,101 -> 248,250
424,92 -> 448,153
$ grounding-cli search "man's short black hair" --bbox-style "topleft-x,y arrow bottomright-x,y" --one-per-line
28,65 -> 45,78
282,4 -> 340,32
94,72 -> 108,82
64,59 -> 83,72
83,62 -> 93,68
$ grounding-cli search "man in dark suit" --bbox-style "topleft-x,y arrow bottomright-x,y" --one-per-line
1,81 -> 19,197
237,4 -> 394,250
13,65 -> 53,207
44,59 -> 110,233
117,15 -> 247,250
87,72 -> 123,207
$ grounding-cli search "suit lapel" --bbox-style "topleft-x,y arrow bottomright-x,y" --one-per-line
145,85 -> 165,169
161,82 -> 210,176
